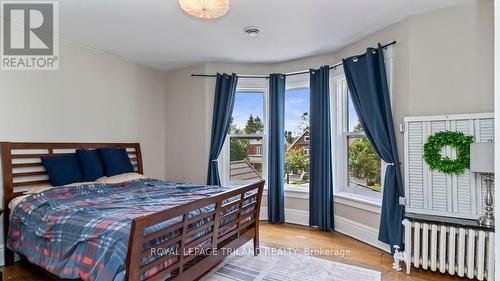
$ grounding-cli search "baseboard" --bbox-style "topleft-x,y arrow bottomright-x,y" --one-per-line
334,215 -> 391,253
259,208 -> 308,225
0,244 -> 4,266
260,207 -> 391,253
284,208 -> 309,225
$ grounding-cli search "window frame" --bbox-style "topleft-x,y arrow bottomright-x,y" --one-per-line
331,46 -> 393,206
254,146 -> 262,156
284,81 -> 310,192
332,71 -> 384,205
220,87 -> 268,187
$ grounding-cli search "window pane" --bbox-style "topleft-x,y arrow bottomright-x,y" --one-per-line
230,137 -> 263,182
284,88 -> 310,188
229,92 -> 264,135
348,94 -> 362,132
347,136 -> 381,192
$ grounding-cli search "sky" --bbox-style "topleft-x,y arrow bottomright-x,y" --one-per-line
348,95 -> 360,131
232,89 -> 310,136
231,88 -> 360,135
231,92 -> 264,131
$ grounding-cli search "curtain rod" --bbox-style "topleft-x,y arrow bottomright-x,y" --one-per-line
191,40 -> 396,79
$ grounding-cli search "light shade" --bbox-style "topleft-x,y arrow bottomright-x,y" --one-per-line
470,142 -> 494,173
179,0 -> 229,19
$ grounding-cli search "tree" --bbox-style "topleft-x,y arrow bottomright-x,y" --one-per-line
348,138 -> 380,187
244,115 -> 264,134
230,139 -> 248,161
296,112 -> 310,135
228,117 -> 242,134
353,122 -> 364,132
285,130 -> 295,144
285,148 -> 309,173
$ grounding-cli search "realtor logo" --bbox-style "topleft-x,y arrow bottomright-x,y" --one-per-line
1,1 -> 59,70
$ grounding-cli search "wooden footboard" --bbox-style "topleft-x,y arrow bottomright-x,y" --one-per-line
125,180 -> 265,281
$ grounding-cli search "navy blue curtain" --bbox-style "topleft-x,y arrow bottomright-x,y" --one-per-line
309,66 -> 334,231
207,73 -> 238,186
342,44 -> 404,249
268,73 -> 285,223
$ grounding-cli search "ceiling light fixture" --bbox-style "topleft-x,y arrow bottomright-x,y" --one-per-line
244,26 -> 260,37
179,0 -> 229,19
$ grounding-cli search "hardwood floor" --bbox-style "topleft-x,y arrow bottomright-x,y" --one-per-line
0,222 -> 473,280
259,222 -> 469,281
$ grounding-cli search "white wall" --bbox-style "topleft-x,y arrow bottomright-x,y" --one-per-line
0,40 -> 167,190
407,0 -> 493,116
164,64 -> 208,183
0,40 -> 167,264
163,0 -> 493,252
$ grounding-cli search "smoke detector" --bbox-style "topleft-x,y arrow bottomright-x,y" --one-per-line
244,26 -> 260,37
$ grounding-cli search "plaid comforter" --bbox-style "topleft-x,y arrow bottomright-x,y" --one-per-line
8,179 -> 233,281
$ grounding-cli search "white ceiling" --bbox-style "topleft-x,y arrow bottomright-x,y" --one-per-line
52,0 -> 470,70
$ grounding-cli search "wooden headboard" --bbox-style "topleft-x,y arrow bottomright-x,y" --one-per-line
0,142 -> 143,205
0,142 -> 143,264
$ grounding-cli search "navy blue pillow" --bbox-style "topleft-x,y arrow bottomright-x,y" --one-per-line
41,154 -> 82,186
76,149 -> 105,181
98,148 -> 134,176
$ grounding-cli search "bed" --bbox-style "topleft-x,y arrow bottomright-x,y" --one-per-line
0,142 -> 265,281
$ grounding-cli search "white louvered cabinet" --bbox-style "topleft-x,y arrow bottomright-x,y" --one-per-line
403,113 -> 494,219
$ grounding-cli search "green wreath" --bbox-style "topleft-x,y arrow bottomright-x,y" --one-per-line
423,131 -> 474,174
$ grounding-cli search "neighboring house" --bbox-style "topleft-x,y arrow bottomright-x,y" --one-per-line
243,131 -> 310,174
246,138 -> 263,171
287,130 -> 310,155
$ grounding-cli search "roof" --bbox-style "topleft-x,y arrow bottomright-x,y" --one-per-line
230,160 -> 262,181
287,130 -> 310,151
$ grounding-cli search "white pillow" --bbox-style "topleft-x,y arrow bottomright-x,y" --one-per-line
96,172 -> 147,184
23,186 -> 54,195
63,182 -> 97,187
23,182 -> 97,195
9,194 -> 30,210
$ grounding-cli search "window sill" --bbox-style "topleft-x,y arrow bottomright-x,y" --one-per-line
262,186 -> 381,214
284,184 -> 309,193
262,184 -> 309,199
334,192 -> 381,214
284,185 -> 309,199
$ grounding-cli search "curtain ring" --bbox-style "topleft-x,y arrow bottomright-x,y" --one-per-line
352,57 -> 358,62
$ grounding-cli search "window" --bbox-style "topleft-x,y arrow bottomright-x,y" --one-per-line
334,75 -> 383,202
223,90 -> 266,184
254,146 -> 262,156
284,85 -> 310,189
